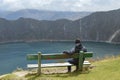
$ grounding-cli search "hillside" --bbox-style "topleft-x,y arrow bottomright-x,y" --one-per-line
0,18 -> 75,42
0,9 -> 120,43
1,56 -> 120,80
77,8 -> 120,43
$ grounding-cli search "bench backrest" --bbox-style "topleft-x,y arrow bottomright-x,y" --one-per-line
27,52 -> 93,60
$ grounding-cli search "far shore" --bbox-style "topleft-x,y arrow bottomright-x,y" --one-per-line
0,39 -> 120,44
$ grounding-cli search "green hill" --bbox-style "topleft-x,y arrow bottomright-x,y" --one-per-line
1,56 -> 120,80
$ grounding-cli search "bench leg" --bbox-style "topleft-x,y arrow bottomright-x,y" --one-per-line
76,65 -> 79,71
67,66 -> 71,72
67,65 -> 79,72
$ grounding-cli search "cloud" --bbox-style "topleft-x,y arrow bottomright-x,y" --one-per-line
0,0 -> 120,11
85,0 -> 120,11
0,0 -> 25,11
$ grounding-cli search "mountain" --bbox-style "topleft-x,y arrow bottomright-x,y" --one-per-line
77,8 -> 120,43
0,9 -> 91,20
0,18 -> 76,42
0,9 -> 120,43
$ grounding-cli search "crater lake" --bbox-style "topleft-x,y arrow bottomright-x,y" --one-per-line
0,41 -> 120,75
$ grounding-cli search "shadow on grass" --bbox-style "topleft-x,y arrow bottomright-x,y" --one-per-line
52,70 -> 90,78
25,73 -> 41,80
25,70 -> 90,80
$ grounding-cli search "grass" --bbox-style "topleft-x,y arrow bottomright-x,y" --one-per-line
1,56 -> 120,80
0,74 -> 25,80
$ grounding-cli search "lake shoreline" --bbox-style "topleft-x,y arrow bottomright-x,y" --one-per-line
0,39 -> 120,44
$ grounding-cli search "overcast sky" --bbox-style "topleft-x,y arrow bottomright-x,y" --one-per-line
0,0 -> 120,12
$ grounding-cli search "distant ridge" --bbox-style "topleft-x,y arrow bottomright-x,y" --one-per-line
0,9 -> 120,43
0,9 -> 92,20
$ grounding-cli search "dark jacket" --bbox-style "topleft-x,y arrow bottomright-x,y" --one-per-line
72,43 -> 83,65
63,43 -> 83,65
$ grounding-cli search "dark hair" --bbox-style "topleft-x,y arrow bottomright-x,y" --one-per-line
75,39 -> 81,44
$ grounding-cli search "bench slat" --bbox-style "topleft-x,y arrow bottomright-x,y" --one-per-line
27,61 -> 91,68
28,62 -> 72,68
27,52 -> 93,60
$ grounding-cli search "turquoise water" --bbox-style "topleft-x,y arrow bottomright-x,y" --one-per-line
0,41 -> 120,75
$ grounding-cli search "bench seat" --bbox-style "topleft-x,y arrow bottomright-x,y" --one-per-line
27,61 -> 91,68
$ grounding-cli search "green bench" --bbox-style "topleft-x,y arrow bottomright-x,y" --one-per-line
27,51 -> 93,75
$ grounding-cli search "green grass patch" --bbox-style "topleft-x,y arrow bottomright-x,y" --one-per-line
25,56 -> 120,80
0,74 -> 25,80
1,56 -> 120,80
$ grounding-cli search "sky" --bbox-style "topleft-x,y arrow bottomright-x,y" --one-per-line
0,0 -> 120,12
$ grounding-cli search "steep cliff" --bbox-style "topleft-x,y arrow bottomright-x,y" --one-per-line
77,9 -> 120,43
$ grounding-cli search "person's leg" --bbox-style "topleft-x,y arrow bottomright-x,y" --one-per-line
72,59 -> 79,71
67,66 -> 71,72
67,59 -> 74,72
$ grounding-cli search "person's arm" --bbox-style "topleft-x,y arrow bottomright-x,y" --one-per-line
82,46 -> 87,52
63,47 -> 75,55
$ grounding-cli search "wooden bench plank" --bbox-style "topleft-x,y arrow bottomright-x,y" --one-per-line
27,62 -> 72,68
27,61 -> 91,68
27,52 -> 93,60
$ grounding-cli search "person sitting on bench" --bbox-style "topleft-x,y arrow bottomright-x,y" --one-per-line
63,39 -> 87,72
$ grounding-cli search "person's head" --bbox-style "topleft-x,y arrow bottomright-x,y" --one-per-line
75,39 -> 81,44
